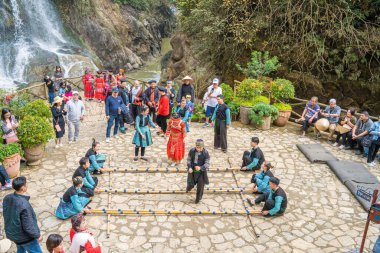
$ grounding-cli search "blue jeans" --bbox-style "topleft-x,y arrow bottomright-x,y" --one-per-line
106,115 -> 119,138
16,239 -> 43,253
0,165 -> 10,186
48,92 -> 55,104
373,236 -> 380,253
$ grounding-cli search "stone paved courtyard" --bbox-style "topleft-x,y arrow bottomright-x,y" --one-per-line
1,100 -> 380,252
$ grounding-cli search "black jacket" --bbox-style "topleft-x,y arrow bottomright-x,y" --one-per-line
142,87 -> 159,106
3,193 -> 40,245
177,84 -> 195,103
187,148 -> 210,185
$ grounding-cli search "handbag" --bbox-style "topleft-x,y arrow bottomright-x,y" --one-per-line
54,118 -> 62,132
5,131 -> 19,144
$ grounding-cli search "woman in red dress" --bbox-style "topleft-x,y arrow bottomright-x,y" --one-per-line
82,68 -> 94,100
94,71 -> 105,102
116,68 -> 126,85
166,112 -> 186,166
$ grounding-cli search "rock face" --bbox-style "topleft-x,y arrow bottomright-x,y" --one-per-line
54,0 -> 176,71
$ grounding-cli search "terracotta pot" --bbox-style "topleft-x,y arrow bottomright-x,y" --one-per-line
274,110 -> 292,127
3,153 -> 21,178
23,144 -> 44,166
254,116 -> 271,130
239,106 -> 253,125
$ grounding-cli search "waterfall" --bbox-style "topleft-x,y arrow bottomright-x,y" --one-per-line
0,0 -> 97,88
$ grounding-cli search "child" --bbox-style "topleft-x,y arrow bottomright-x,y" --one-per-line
185,95 -> 194,125
246,162 -> 274,206
46,234 -> 65,253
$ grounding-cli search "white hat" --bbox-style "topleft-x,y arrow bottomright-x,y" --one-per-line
72,91 -> 79,95
212,78 -> 219,84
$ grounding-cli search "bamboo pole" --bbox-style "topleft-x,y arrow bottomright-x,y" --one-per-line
102,167 -> 241,173
97,187 -> 249,194
106,155 -> 112,239
91,209 -> 261,216
232,170 -> 261,238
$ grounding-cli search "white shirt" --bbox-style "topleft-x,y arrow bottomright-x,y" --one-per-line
69,232 -> 96,253
203,85 -> 222,107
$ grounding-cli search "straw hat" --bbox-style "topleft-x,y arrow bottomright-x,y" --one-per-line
53,96 -> 63,105
0,239 -> 11,252
182,76 -> 193,81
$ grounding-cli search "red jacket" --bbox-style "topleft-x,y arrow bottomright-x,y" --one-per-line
158,95 -> 170,116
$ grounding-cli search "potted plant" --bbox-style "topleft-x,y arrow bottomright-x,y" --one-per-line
19,99 -> 51,119
273,103 -> 292,127
252,95 -> 270,105
18,116 -> 54,166
0,143 -> 23,178
270,78 -> 295,127
235,79 -> 264,125
248,103 -> 279,130
227,101 -> 240,121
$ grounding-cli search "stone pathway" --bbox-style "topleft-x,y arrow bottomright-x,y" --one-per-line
1,99 -> 380,252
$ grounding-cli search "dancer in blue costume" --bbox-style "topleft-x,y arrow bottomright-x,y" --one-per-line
132,105 -> 160,161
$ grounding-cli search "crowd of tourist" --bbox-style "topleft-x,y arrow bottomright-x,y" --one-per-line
2,65 -> 380,252
297,97 -> 380,167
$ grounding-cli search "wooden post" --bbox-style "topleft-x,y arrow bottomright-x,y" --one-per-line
360,189 -> 378,253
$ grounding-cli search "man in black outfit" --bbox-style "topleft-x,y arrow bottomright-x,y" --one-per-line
143,80 -> 159,122
186,139 -> 210,204
241,137 -> 265,171
211,95 -> 231,153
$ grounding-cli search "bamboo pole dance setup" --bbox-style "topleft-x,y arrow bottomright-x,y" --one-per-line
96,187 -> 251,194
106,156 -> 112,239
91,209 -> 262,216
102,167 -> 241,173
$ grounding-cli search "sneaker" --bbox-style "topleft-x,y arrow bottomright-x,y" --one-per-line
105,138 -> 110,143
332,142 -> 338,147
55,145 -> 60,149
1,182 -> 12,190
339,145 -> 345,149
114,135 -> 119,139
344,146 -> 352,150
355,150 -> 362,155
69,141 -> 73,144
202,123 -> 209,128
328,140 -> 334,145
368,162 -> 376,167
133,157 -> 138,161
59,143 -> 64,147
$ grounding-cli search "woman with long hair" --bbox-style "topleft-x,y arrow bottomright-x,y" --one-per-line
1,108 -> 19,144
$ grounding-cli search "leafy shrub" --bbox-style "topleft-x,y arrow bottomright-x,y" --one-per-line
227,101 -> 240,119
252,96 -> 270,105
0,143 -> 23,163
193,104 -> 205,122
8,93 -> 32,117
248,102 -> 279,125
19,100 -> 51,119
273,102 -> 292,111
236,51 -> 281,78
220,83 -> 234,104
18,116 -> 54,148
236,79 -> 264,101
234,98 -> 255,107
270,78 -> 295,102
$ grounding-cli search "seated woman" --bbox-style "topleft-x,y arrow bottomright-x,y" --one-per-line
56,177 -> 91,220
0,165 -> 12,190
69,214 -> 101,253
249,162 -> 274,193
85,139 -> 106,175
1,108 -> 19,144
332,108 -> 356,149
73,157 -> 99,197
174,99 -> 190,132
